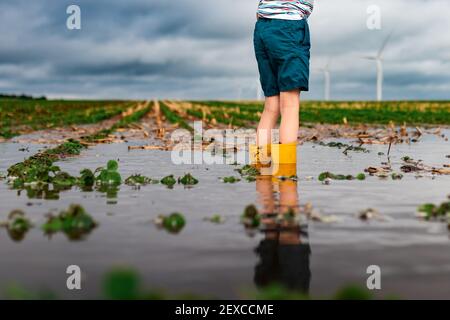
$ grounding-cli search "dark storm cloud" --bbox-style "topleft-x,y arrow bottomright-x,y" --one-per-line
56,58 -> 250,78
0,0 -> 449,99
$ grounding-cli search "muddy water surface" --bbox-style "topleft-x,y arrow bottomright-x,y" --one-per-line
0,130 -> 449,299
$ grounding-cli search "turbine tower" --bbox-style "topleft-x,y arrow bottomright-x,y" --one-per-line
256,78 -> 263,101
364,32 -> 392,101
318,59 -> 331,101
235,80 -> 242,101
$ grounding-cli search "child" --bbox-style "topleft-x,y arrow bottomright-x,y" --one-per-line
251,0 -> 313,173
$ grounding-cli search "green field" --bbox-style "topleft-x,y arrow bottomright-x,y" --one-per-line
0,98 -> 135,138
195,100 -> 450,126
1,99 -> 449,139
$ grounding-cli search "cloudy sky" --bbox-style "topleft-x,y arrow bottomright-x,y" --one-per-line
0,0 -> 449,100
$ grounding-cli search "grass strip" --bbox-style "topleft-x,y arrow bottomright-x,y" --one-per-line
0,99 -> 134,138
159,101 -> 193,132
83,102 -> 151,142
196,100 -> 450,126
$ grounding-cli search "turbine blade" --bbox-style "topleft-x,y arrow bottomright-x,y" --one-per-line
377,31 -> 393,58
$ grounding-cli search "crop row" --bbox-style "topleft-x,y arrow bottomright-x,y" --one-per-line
194,100 -> 450,126
4,102 -> 153,198
0,99 -> 137,138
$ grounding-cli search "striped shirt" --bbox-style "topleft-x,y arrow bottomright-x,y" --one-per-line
257,0 -> 314,20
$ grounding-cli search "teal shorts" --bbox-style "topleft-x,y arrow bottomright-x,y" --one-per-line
254,18 -> 311,97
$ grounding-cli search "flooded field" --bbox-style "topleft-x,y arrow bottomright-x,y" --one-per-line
0,128 -> 449,299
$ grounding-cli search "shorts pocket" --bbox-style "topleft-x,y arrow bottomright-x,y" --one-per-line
285,20 -> 308,47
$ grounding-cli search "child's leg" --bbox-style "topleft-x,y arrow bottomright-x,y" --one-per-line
279,89 -> 300,144
257,95 -> 280,146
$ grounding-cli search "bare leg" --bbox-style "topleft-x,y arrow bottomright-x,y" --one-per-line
257,95 -> 280,146
256,176 -> 277,239
279,180 -> 301,245
279,90 -> 300,144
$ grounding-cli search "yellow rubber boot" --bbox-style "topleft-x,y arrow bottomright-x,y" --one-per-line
271,143 -> 297,164
270,143 -> 297,177
272,164 -> 297,180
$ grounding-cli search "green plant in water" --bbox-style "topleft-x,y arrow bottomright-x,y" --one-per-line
252,283 -> 373,300
2,266 -> 391,300
204,214 -> 225,224
417,196 -> 450,221
391,173 -> 404,180
418,203 -> 436,219
155,213 -> 186,234
356,173 -> 366,180
42,204 -> 98,240
318,172 -> 333,181
222,176 -> 241,183
52,171 -> 77,188
236,165 -> 260,181
160,175 -> 176,188
241,204 -> 260,228
79,169 -> 95,187
0,210 -> 33,242
125,174 -> 157,186
6,139 -> 85,188
317,141 -> 369,154
103,268 -> 215,299
95,160 -> 122,186
9,166 -> 97,199
334,285 -> 374,300
45,139 -> 85,156
103,268 -> 142,300
178,173 -> 199,186
9,161 -> 59,185
3,104 -> 154,196
163,213 -> 186,233
4,284 -> 57,300
318,172 -> 366,181
253,284 -> 309,300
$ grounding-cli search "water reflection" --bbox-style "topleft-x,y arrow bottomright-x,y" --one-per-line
254,165 -> 311,294
16,184 -> 64,200
13,184 -> 119,204
96,185 -> 119,205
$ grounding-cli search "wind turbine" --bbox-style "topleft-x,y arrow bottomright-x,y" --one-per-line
318,59 -> 331,101
256,78 -> 263,101
234,80 -> 242,101
364,32 -> 392,101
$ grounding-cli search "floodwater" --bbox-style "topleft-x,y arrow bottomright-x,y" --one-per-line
0,130 -> 449,299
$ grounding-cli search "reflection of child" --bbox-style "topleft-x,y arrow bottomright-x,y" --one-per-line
255,238 -> 311,293
252,1 -> 314,167
254,175 -> 311,294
